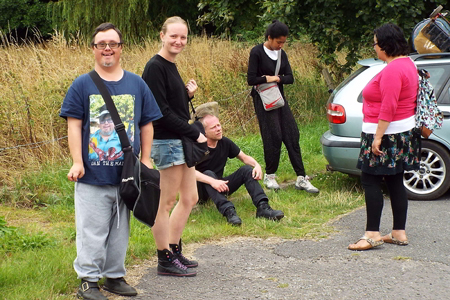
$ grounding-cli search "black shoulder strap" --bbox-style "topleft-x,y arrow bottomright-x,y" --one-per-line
88,70 -> 131,149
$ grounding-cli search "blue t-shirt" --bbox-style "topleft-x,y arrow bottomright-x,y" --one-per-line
60,70 -> 162,185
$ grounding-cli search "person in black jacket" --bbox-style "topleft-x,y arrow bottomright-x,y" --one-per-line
247,20 -> 319,193
142,16 -> 206,277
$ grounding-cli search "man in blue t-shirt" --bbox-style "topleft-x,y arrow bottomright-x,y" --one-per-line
195,114 -> 284,225
60,23 -> 162,300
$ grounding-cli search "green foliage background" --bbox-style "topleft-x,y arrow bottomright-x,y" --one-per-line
2,1 -> 446,72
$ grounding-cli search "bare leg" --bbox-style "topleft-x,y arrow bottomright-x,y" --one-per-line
169,165 -> 198,244
151,165 -> 184,250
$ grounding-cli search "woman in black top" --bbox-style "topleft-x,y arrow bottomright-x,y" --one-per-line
247,20 -> 318,193
142,16 -> 206,277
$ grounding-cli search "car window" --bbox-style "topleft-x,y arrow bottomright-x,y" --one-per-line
332,66 -> 368,95
419,65 -> 450,104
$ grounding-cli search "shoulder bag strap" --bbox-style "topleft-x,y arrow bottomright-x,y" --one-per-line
275,50 -> 282,76
88,70 -> 131,149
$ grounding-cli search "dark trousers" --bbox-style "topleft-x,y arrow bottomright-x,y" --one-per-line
197,165 -> 268,215
252,93 -> 306,176
361,171 -> 408,231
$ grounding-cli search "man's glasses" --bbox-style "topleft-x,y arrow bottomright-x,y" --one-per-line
100,118 -> 114,124
372,42 -> 378,47
93,42 -> 123,50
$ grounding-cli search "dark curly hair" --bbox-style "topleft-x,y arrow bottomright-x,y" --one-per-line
265,20 -> 289,40
374,23 -> 409,57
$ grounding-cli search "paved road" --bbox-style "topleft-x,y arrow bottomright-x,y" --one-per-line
129,196 -> 449,300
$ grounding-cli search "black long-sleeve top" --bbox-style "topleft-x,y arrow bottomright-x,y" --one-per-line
142,54 -> 199,140
247,44 -> 294,97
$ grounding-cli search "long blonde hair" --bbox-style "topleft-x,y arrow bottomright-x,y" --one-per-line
161,16 -> 188,34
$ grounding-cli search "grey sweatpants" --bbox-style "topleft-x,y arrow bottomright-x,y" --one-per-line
73,182 -> 130,281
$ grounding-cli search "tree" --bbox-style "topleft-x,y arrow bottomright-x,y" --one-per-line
48,0 -> 201,42
48,0 -> 151,42
0,0 -> 53,41
197,0 -> 263,38
260,0 -> 442,80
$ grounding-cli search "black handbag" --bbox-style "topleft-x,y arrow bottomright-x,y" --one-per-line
182,99 -> 210,168
89,71 -> 160,227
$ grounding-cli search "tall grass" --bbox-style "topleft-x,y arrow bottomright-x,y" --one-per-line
0,33 -> 327,201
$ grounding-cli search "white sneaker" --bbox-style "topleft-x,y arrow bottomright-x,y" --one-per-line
295,176 -> 319,193
264,173 -> 280,190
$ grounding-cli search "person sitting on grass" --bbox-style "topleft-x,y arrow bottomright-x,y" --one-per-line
195,114 -> 284,225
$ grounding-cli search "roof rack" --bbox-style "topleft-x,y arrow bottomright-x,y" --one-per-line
411,52 -> 450,61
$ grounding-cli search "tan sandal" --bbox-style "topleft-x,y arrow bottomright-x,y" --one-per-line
382,233 -> 409,245
348,236 -> 384,251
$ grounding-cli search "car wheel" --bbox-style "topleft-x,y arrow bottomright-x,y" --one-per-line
404,140 -> 450,200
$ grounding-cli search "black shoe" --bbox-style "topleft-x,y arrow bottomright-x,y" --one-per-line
77,280 -> 108,300
223,207 -> 242,225
103,277 -> 137,296
170,243 -> 198,268
157,249 -> 197,277
256,202 -> 284,220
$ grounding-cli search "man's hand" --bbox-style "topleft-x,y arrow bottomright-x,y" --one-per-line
211,179 -> 229,193
67,162 -> 85,182
252,163 -> 262,180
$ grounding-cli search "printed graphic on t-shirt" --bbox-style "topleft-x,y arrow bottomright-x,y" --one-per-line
88,94 -> 135,166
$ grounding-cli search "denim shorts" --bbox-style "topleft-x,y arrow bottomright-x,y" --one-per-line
151,139 -> 185,170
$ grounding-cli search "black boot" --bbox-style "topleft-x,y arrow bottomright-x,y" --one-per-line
103,277 -> 137,296
170,239 -> 198,268
157,249 -> 197,277
256,201 -> 284,220
77,280 -> 108,300
223,207 -> 242,225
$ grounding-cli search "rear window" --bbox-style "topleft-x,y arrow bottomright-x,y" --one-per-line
332,66 -> 368,95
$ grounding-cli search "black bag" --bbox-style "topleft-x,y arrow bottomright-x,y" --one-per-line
181,120 -> 210,168
89,71 -> 160,227
182,99 -> 210,168
120,146 -> 160,227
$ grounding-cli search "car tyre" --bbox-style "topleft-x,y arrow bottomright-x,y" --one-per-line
404,140 -> 450,200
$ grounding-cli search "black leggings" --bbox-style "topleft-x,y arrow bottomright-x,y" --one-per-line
361,171 -> 408,232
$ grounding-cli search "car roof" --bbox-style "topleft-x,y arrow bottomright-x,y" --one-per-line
358,52 -> 450,67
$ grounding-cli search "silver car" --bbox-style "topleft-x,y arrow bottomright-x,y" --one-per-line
321,53 -> 450,200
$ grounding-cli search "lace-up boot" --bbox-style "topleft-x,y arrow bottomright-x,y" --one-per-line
157,249 -> 197,277
256,201 -> 284,220
170,240 -> 198,268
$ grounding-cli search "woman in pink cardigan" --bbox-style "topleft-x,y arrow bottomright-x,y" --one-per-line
348,24 -> 421,251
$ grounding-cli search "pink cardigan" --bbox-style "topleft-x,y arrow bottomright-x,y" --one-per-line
362,57 -> 418,124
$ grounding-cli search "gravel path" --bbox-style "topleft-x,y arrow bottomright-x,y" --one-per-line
112,198 -> 450,300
